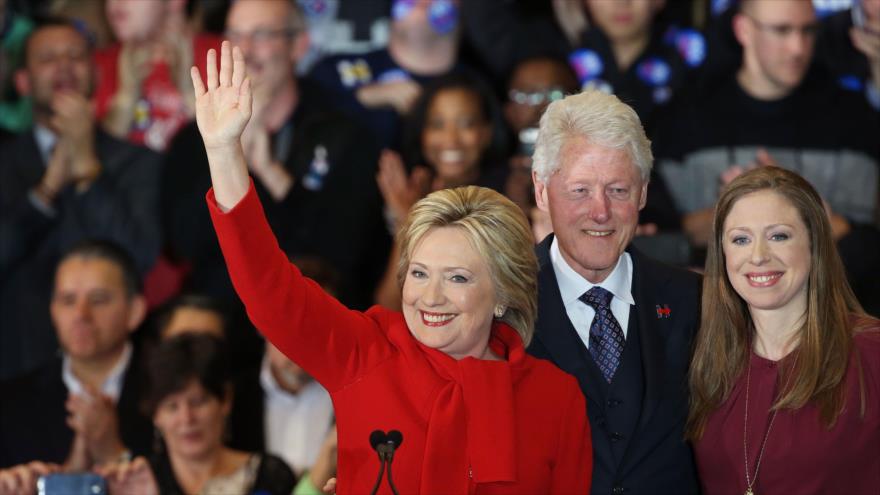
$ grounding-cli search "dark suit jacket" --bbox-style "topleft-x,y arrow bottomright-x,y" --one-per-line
0,348 -> 153,468
0,129 -> 161,380
529,235 -> 701,494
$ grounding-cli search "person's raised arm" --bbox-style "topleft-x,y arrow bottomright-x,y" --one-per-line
190,41 -> 252,211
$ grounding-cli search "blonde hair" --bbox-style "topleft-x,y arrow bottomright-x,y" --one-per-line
688,167 -> 870,439
396,187 -> 538,346
532,89 -> 652,183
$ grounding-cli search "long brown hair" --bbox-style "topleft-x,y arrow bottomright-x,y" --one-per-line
687,167 -> 868,439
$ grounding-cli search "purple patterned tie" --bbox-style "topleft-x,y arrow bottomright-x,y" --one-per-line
580,287 -> 625,383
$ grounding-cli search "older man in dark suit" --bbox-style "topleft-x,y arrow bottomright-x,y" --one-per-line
529,90 -> 701,495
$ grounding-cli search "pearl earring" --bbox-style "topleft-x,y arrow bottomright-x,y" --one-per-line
494,306 -> 505,318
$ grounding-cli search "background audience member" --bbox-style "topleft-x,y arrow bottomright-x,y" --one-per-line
0,17 -> 160,381
374,73 -> 508,309
688,166 -> 880,494
502,55 -> 579,229
0,240 -> 152,469
99,334 -> 296,495
295,0 -> 391,74
155,293 -> 226,341
654,0 -> 880,311
817,0 -> 880,110
94,0 -> 221,152
309,0 -> 464,146
163,0 -> 387,313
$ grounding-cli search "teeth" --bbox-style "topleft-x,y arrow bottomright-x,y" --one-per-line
423,312 -> 455,323
585,230 -> 612,237
439,150 -> 464,162
749,274 -> 780,283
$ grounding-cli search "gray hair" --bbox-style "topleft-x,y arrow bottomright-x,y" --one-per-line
532,90 -> 652,183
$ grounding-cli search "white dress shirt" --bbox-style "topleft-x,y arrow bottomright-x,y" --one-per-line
61,342 -> 132,403
549,237 -> 635,349
260,356 -> 334,476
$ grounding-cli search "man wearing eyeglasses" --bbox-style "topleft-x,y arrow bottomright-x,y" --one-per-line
654,0 -> 880,313
162,0 -> 388,314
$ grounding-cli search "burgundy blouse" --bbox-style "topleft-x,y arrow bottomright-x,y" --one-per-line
694,321 -> 880,495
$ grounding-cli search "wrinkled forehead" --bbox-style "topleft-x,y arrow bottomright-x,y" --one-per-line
554,137 -> 643,182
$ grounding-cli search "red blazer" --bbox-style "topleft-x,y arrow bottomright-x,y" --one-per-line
208,183 -> 592,494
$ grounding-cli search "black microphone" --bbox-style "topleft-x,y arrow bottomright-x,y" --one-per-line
368,430 -> 404,495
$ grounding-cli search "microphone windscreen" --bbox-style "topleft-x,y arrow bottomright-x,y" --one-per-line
369,430 -> 387,450
387,430 -> 403,448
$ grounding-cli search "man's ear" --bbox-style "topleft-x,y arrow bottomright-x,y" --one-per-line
638,180 -> 648,211
126,295 -> 148,334
291,30 -> 310,65
732,12 -> 752,49
14,69 -> 31,97
533,171 -> 550,212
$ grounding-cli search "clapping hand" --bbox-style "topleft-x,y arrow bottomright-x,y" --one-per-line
0,462 -> 60,495
95,457 -> 158,495
376,150 -> 432,228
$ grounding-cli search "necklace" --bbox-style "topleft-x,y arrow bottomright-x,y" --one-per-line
742,352 -> 795,495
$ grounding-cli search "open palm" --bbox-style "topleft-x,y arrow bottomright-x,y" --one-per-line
191,41 -> 252,149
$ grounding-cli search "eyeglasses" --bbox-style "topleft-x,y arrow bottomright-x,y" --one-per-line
744,14 -> 820,40
224,28 -> 296,45
508,87 -> 566,106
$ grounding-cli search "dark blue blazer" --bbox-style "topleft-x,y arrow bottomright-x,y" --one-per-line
529,235 -> 701,494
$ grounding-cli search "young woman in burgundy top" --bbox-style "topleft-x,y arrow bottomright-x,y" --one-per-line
183,41 -> 592,495
687,166 -> 880,495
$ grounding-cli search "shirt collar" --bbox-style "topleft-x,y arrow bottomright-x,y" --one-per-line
33,125 -> 57,165
62,343 -> 133,402
550,236 -> 635,307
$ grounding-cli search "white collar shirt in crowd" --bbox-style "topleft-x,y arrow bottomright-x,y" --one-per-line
62,342 -> 133,403
260,355 -> 334,476
550,236 -> 635,348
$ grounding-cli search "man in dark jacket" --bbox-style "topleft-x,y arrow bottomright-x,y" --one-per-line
529,89 -> 701,495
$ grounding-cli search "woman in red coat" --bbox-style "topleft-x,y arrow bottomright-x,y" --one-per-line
188,42 -> 592,494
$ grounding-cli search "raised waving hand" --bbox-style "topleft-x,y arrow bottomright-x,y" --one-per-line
190,41 -> 252,210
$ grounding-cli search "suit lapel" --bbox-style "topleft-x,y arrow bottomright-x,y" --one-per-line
534,236 -> 605,409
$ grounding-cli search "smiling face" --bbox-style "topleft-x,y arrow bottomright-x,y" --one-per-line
153,380 -> 229,461
722,190 -> 811,318
421,87 -> 491,188
535,136 -> 646,283
401,226 -> 498,360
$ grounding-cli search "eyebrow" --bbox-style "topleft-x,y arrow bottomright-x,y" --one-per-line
725,223 -> 795,234
409,261 -> 475,273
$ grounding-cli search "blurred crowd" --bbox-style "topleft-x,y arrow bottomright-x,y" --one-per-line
0,0 -> 878,493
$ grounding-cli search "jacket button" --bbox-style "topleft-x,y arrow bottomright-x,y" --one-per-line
612,486 -> 625,494
610,432 -> 623,442
607,399 -> 622,408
